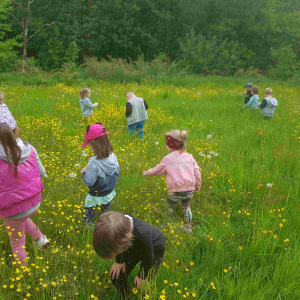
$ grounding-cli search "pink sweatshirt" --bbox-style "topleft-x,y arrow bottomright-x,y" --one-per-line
145,151 -> 202,193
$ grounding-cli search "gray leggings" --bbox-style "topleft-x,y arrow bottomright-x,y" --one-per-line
167,191 -> 193,223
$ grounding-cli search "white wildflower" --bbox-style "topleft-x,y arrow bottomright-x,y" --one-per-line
266,183 -> 273,188
155,142 -> 159,145
44,154 -> 48,158
74,164 -> 81,169
207,134 -> 213,139
209,151 -> 214,154
69,173 -> 77,178
207,155 -> 212,159
214,152 -> 218,156
199,152 -> 206,157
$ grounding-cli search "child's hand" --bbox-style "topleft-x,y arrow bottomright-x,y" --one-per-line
93,103 -> 98,108
242,92 -> 246,95
142,170 -> 148,176
81,167 -> 87,174
258,102 -> 261,106
110,263 -> 126,280
134,276 -> 148,290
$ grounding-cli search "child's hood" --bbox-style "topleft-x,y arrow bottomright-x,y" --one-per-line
0,138 -> 32,163
265,97 -> 278,107
91,153 -> 119,176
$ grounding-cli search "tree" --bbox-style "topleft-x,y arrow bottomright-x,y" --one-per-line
9,0 -> 60,72
0,0 -> 21,71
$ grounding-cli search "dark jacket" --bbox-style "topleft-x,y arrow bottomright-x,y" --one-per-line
116,214 -> 166,278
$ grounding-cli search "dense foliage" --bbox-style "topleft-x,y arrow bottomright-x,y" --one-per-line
0,0 -> 300,76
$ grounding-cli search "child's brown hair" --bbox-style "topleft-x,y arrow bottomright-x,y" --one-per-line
0,125 -> 21,178
251,86 -> 259,95
86,124 -> 113,159
93,212 -> 133,260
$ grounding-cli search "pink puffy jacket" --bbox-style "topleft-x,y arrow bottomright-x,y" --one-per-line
145,151 -> 202,193
0,149 -> 43,217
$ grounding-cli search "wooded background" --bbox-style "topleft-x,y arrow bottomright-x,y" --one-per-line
1,0 -> 300,77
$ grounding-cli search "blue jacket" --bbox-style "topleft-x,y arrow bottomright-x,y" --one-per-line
80,97 -> 97,117
244,95 -> 259,109
82,153 -> 119,197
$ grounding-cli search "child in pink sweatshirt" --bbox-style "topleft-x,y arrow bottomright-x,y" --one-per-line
142,130 -> 202,232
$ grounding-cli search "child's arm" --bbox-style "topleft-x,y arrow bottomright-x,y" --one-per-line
82,161 -> 98,187
243,96 -> 254,108
125,102 -> 132,117
143,99 -> 149,110
193,160 -> 202,191
31,146 -> 46,177
259,99 -> 267,108
84,99 -> 96,109
143,158 -> 168,176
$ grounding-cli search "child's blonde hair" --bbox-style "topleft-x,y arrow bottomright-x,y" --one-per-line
93,212 -> 133,260
264,88 -> 272,95
0,91 -> 4,100
80,88 -> 91,98
166,129 -> 188,152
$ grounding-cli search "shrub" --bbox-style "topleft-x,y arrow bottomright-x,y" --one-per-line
179,30 -> 255,75
268,45 -> 299,80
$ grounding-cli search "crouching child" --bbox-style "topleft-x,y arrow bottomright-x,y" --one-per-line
93,212 -> 166,298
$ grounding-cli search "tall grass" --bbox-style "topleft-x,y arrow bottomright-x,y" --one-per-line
0,77 -> 299,299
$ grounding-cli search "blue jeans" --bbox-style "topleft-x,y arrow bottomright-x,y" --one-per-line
128,121 -> 144,139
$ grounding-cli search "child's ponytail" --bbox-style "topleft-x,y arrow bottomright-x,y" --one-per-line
0,125 -> 21,178
180,130 -> 188,152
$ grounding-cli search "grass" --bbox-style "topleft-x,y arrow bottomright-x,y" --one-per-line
0,76 -> 300,299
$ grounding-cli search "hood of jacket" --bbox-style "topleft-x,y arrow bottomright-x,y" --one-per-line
265,97 -> 278,107
0,138 -> 31,164
91,153 -> 119,176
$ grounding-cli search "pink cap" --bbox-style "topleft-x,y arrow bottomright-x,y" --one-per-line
82,124 -> 111,148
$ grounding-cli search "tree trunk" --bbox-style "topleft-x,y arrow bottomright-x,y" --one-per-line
23,34 -> 28,73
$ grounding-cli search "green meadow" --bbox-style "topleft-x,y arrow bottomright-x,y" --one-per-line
0,75 -> 300,300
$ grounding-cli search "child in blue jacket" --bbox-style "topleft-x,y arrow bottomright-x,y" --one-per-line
80,123 -> 119,225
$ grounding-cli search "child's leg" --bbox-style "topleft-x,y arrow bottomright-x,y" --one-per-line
128,123 -> 136,136
147,249 -> 165,280
136,121 -> 144,139
167,194 -> 178,219
100,202 -> 112,214
24,217 -> 43,241
181,193 -> 193,229
111,257 -> 140,298
3,215 -> 39,266
83,205 -> 98,225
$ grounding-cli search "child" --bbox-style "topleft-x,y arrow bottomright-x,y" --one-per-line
125,92 -> 148,139
243,83 -> 253,104
0,112 -> 49,266
80,123 -> 119,226
80,88 -> 98,118
93,211 -> 166,298
0,91 -> 9,113
243,86 -> 259,110
142,130 -> 202,232
258,88 -> 278,120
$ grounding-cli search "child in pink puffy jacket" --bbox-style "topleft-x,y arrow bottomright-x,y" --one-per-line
0,112 -> 49,266
142,130 -> 202,233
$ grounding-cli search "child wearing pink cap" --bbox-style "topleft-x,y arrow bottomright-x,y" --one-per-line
142,130 -> 202,232
81,123 -> 120,226
0,112 -> 49,266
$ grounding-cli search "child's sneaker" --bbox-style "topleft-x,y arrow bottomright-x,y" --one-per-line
34,235 -> 50,249
181,226 -> 193,233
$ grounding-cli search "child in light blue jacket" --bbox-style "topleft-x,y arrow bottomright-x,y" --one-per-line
80,88 -> 98,118
80,123 -> 119,226
243,86 -> 259,110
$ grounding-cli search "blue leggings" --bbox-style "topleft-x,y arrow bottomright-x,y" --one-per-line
128,121 -> 144,139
